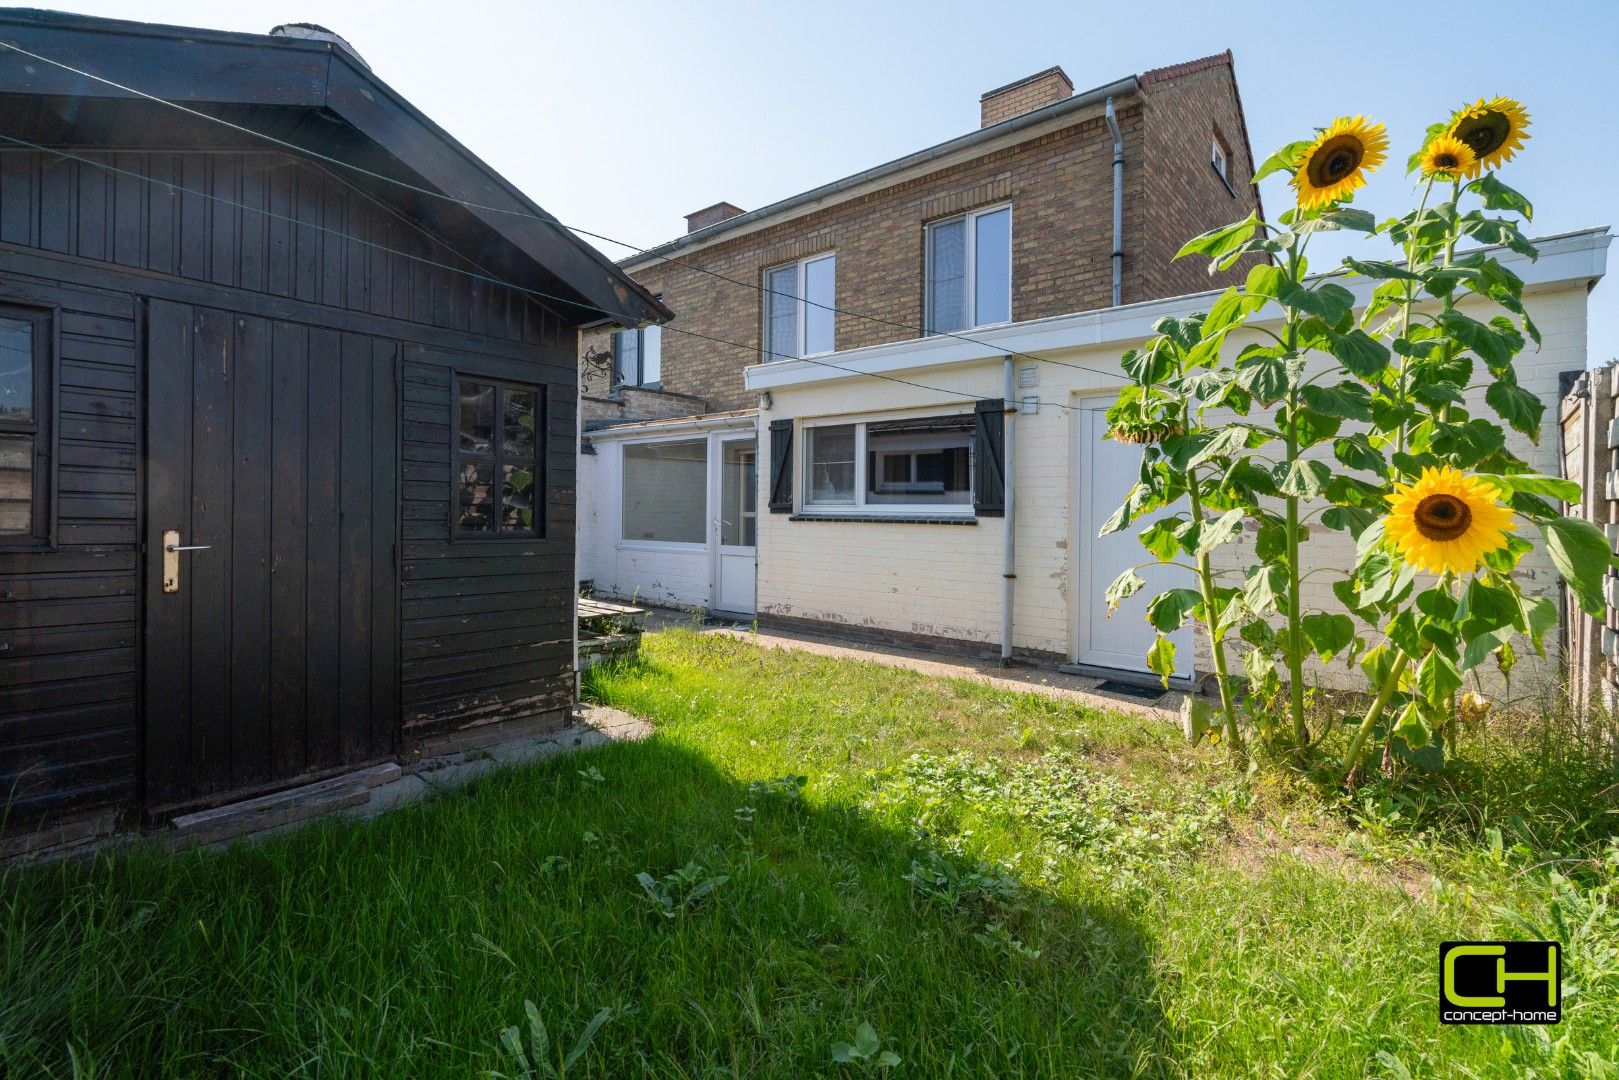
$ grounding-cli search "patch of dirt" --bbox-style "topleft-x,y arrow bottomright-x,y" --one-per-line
1216,822 -> 1434,902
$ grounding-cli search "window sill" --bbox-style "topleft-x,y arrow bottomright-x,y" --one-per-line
788,513 -> 978,526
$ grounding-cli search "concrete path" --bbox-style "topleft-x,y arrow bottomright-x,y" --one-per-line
643,608 -> 1182,720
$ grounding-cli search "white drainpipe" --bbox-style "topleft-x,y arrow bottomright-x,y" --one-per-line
1001,355 -> 1016,666
1105,96 -> 1124,306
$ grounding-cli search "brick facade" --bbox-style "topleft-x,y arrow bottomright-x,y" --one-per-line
580,52 -> 1261,422
980,66 -> 1074,127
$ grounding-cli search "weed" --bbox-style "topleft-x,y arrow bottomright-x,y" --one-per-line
829,1022 -> 900,1071
634,862 -> 729,920
490,1000 -> 612,1079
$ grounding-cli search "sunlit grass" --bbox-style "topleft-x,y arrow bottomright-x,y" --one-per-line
2,628 -> 1613,1077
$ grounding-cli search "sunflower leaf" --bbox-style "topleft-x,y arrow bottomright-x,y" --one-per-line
1342,257 -> 1421,282
1252,140 -> 1313,185
1484,381 -> 1543,440
1326,329 -> 1390,379
1543,517 -> 1613,617
1175,212 -> 1260,264
1301,613 -> 1355,662
1145,634 -> 1177,687
1147,588 -> 1203,632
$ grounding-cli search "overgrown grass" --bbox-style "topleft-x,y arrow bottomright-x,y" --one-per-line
2,629 -> 1615,1077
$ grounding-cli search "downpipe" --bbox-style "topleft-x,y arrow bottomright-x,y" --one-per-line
1001,355 -> 1016,666
1105,96 -> 1124,307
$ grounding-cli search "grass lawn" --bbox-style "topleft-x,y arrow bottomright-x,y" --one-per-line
3,629 -> 1616,1078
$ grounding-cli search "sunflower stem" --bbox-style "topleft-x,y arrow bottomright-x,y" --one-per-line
1186,470 -> 1243,760
1342,649 -> 1412,784
1282,246 -> 1308,756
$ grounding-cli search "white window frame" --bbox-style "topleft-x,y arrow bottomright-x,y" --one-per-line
1210,139 -> 1228,182
617,432 -> 709,551
762,252 -> 836,361
798,409 -> 975,518
925,203 -> 1013,335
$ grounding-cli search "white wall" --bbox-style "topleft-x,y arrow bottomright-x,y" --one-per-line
757,279 -> 1593,693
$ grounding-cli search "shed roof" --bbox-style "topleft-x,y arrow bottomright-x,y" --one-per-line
0,8 -> 672,327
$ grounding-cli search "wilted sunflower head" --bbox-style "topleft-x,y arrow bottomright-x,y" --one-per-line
1291,115 -> 1388,210
1384,466 -> 1515,576
1417,134 -> 1477,182
1447,97 -> 1530,174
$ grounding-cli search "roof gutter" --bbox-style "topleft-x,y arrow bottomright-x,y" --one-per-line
626,75 -> 1141,268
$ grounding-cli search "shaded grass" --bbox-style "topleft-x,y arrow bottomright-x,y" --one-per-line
1,628 -> 1615,1077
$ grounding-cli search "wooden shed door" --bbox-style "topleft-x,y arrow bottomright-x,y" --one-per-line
142,300 -> 399,811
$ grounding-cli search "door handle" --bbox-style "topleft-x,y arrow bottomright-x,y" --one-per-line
162,529 -> 210,594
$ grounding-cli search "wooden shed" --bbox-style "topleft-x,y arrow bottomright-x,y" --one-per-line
0,9 -> 669,847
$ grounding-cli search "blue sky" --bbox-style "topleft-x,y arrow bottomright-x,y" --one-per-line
35,0 -> 1619,363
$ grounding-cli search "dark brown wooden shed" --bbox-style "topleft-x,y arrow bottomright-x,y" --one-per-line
0,9 -> 669,847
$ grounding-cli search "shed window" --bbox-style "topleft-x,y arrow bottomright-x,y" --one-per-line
622,439 -> 708,544
613,325 -> 661,388
802,413 -> 974,515
926,205 -> 1011,334
0,305 -> 51,543
454,377 -> 544,536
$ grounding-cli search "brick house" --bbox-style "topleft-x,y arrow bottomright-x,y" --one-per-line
579,53 -> 1263,618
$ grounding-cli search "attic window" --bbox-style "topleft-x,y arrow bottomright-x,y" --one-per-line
1211,131 -> 1237,197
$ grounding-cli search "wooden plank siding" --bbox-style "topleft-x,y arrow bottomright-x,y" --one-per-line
0,148 -> 579,832
0,277 -> 141,821
397,345 -> 576,735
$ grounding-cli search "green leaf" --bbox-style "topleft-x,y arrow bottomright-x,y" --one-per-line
1105,567 -> 1147,614
1296,207 -> 1377,234
1322,505 -> 1376,538
1243,563 -> 1287,612
1301,612 -> 1354,663
1175,212 -> 1260,263
1139,518 -> 1184,562
1476,473 -> 1579,503
1244,262 -> 1292,300
1416,649 -> 1461,706
1278,459 -> 1332,499
1252,140 -> 1312,184
1301,382 -> 1373,421
1147,588 -> 1202,632
1326,329 -> 1390,379
1544,517 -> 1613,616
1484,381 -> 1544,440
1342,257 -> 1421,282
1470,174 -> 1533,221
1195,508 -> 1247,554
1438,310 -> 1513,367
1234,353 -> 1289,403
1146,634 -> 1177,687
1392,701 -> 1431,749
1279,282 -> 1354,327
1332,434 -> 1383,473
1187,424 -> 1254,468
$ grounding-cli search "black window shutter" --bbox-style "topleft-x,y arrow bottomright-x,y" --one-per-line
768,418 -> 794,513
973,398 -> 1006,517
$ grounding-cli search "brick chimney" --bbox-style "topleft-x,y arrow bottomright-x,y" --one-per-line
980,66 -> 1073,128
685,201 -> 746,234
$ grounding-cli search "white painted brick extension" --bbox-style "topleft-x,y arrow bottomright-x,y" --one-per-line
750,230 -> 1610,695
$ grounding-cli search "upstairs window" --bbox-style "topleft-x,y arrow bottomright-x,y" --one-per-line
612,325 -> 661,388
0,305 -> 51,544
764,252 -> 835,361
926,205 -> 1011,335
454,376 -> 544,537
1211,130 -> 1237,196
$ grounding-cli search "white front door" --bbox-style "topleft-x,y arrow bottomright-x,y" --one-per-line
712,436 -> 757,616
1074,402 -> 1194,681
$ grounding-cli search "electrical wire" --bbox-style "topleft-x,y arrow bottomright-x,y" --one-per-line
0,38 -> 1134,389
0,131 -> 1088,412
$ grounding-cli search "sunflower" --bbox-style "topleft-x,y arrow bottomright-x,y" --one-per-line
1290,116 -> 1389,210
1447,96 -> 1530,175
1417,134 -> 1477,182
1384,466 -> 1515,575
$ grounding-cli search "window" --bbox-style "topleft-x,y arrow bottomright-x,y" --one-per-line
454,377 -> 544,536
803,413 -> 974,514
926,205 -> 1011,334
622,439 -> 708,544
764,252 -> 835,360
720,441 -> 756,548
1211,131 -> 1237,196
0,305 -> 50,543
612,325 -> 661,388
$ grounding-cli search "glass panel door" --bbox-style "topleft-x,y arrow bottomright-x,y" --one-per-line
720,440 -> 757,549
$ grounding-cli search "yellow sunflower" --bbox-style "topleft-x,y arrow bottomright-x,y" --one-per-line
1291,116 -> 1389,210
1417,134 -> 1477,182
1384,466 -> 1515,575
1447,96 -> 1530,175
